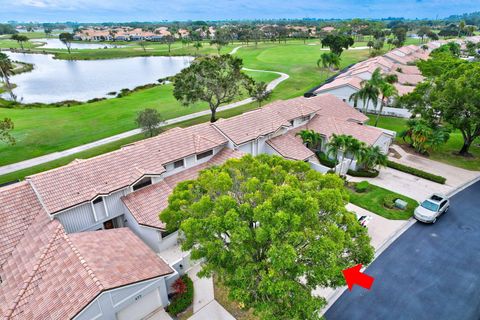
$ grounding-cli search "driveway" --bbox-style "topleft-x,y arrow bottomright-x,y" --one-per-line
349,145 -> 480,201
325,180 -> 480,320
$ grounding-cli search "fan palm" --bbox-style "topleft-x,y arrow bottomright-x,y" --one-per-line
359,145 -> 387,171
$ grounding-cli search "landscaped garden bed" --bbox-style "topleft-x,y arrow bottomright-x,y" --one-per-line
166,275 -> 194,319
347,181 -> 417,220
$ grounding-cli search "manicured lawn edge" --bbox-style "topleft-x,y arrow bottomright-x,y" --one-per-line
348,182 -> 417,220
386,160 -> 446,184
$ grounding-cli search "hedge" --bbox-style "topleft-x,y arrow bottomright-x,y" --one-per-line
386,160 -> 446,184
347,169 -> 379,178
166,275 -> 194,316
355,181 -> 370,193
316,152 -> 335,168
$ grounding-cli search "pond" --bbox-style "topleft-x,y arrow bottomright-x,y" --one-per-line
32,38 -> 125,50
3,52 -> 193,104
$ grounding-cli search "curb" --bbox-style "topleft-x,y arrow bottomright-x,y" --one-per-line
320,175 -> 480,316
446,175 -> 480,198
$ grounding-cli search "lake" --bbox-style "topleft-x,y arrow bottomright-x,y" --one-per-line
33,38 -> 125,49
3,52 -> 193,104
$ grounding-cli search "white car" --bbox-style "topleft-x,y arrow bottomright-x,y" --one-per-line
414,194 -> 450,224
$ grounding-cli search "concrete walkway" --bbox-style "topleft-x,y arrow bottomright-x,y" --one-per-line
187,265 -> 235,320
0,61 -> 289,177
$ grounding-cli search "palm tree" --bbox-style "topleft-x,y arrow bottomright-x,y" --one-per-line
355,81 -> 379,115
359,145 -> 387,172
296,129 -> 321,150
317,52 -> 341,71
0,53 -> 16,101
458,21 -> 466,38
345,137 -> 365,171
326,134 -> 347,174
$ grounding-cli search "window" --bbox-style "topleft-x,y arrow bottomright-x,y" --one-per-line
173,159 -> 184,169
289,120 -> 294,126
92,197 -> 103,204
196,149 -> 213,160
300,115 -> 310,122
132,177 -> 152,191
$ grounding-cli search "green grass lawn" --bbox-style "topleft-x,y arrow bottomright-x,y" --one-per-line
0,97 -> 268,184
348,182 -> 417,220
0,69 -> 277,166
0,42 -> 369,166
370,115 -> 480,171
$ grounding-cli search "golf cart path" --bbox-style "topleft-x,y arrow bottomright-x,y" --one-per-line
0,46 -> 289,177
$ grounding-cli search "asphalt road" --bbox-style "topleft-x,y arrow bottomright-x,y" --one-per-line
325,180 -> 480,320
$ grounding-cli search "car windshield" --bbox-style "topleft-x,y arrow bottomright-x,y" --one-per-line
421,200 -> 439,212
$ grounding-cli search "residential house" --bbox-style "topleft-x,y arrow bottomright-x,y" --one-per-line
0,94 -> 392,319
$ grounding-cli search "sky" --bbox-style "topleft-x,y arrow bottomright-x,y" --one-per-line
2,0 -> 480,23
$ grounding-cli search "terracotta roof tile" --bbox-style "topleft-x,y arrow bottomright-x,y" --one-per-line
213,108 -> 290,145
0,182 -> 45,269
293,115 -> 384,146
122,148 -> 243,229
267,134 -> 314,161
27,123 -> 227,214
0,219 -> 172,319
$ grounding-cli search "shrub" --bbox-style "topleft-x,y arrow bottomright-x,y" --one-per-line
383,194 -> 397,209
166,275 -> 194,316
355,181 -> 370,193
316,152 -> 336,168
386,160 -> 446,184
347,169 -> 379,178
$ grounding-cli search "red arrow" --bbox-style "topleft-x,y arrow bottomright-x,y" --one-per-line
342,264 -> 374,291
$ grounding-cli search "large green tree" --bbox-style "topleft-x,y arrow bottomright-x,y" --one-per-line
160,155 -> 373,320
135,108 -> 163,137
59,32 -> 74,53
173,55 -> 253,122
11,34 -> 29,50
403,61 -> 479,156
321,34 -> 354,56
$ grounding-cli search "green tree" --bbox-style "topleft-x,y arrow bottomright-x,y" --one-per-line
0,52 -> 16,101
135,108 -> 163,137
193,41 -> 203,56
11,34 -> 29,50
359,145 -> 387,171
317,52 -> 341,71
162,35 -> 176,54
248,81 -> 271,107
59,32 -> 74,53
321,34 -> 354,56
326,133 -> 348,171
296,129 -> 322,150
160,154 -> 373,320
349,80 -> 380,115
173,55 -> 253,122
345,136 -> 365,170
0,118 -> 15,145
369,68 -> 399,127
399,119 -> 450,154
138,40 -> 149,53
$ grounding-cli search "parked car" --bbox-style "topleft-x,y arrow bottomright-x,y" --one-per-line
414,194 -> 450,224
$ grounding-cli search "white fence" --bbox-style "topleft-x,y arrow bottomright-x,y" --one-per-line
309,161 -> 331,174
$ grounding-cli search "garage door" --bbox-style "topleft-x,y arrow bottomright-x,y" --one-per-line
116,289 -> 162,320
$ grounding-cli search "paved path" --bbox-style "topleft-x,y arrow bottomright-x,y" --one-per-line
0,46 -> 289,177
325,180 -> 480,320
187,265 -> 235,320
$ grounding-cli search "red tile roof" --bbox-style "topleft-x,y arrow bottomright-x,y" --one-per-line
315,76 -> 363,92
312,94 -> 369,123
122,148 -> 243,229
213,108 -> 290,145
0,221 -> 173,320
0,182 -> 45,269
294,115 -> 384,146
267,134 -> 314,161
27,123 -> 227,214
